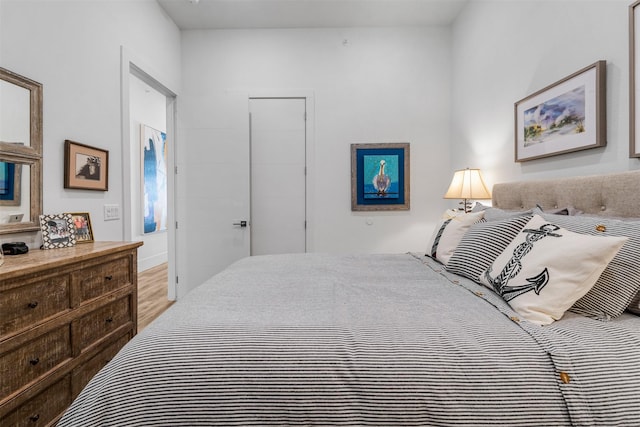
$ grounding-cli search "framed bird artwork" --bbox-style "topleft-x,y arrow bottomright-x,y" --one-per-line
350,142 -> 410,211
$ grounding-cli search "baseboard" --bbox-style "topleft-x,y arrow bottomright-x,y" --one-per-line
139,252 -> 168,272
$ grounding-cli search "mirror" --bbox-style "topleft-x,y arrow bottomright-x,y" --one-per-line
0,67 -> 42,235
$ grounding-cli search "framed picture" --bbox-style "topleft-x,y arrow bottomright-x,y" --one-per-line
141,124 -> 168,234
67,212 -> 94,243
0,160 -> 21,206
514,60 -> 606,162
351,143 -> 410,211
64,140 -> 109,191
39,213 -> 77,249
630,2 -> 640,157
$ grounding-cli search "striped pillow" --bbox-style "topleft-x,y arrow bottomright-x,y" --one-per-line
425,210 -> 485,265
629,293 -> 640,315
446,215 -> 532,281
536,210 -> 640,320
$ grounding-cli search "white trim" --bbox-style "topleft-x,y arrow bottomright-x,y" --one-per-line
138,252 -> 169,273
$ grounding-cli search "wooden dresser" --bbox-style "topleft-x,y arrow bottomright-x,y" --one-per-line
0,241 -> 143,426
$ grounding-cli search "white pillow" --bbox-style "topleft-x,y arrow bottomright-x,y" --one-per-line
479,215 -> 628,326
426,210 -> 485,265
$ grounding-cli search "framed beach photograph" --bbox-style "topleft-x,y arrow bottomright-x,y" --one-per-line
64,140 -> 109,191
141,124 -> 168,234
514,60 -> 606,162
68,212 -> 94,243
351,143 -> 410,211
39,213 -> 77,249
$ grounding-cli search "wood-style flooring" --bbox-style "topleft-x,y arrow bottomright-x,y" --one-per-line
138,262 -> 174,331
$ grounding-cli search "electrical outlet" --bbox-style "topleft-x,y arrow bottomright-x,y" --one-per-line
8,213 -> 24,223
104,204 -> 120,221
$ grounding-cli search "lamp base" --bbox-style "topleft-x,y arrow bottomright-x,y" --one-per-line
458,199 -> 473,213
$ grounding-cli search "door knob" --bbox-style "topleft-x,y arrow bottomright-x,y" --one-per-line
233,220 -> 248,227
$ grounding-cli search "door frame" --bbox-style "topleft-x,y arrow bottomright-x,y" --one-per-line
247,90 -> 315,252
120,46 -> 178,300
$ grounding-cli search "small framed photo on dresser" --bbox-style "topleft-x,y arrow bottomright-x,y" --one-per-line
39,213 -> 77,249
67,212 -> 94,243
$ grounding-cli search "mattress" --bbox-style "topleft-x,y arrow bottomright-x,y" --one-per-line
58,253 -> 640,426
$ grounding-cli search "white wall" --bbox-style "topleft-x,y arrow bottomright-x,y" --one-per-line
451,0 -> 639,190
129,73 -> 168,270
178,26 -> 452,294
0,0 -> 180,250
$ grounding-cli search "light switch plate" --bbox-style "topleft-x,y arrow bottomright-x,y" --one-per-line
103,204 -> 120,221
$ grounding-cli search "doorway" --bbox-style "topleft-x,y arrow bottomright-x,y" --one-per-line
249,97 -> 307,255
121,49 -> 177,301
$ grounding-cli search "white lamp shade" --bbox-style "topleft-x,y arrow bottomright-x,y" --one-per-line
444,168 -> 491,200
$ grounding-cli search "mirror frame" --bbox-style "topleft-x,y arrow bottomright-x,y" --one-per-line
0,67 -> 43,234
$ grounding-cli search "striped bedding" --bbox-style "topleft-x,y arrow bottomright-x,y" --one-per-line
58,253 -> 640,426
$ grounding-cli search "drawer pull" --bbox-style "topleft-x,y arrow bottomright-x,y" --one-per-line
30,414 -> 40,422
105,317 -> 114,323
29,357 -> 40,366
28,301 -> 39,309
105,275 -> 113,281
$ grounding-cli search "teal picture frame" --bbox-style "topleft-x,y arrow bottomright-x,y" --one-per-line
351,142 -> 410,211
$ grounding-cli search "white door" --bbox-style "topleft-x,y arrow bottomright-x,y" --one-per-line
249,98 -> 306,255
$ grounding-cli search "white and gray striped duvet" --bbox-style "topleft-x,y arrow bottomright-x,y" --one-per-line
58,253 -> 640,426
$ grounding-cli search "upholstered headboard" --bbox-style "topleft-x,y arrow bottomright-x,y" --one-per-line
492,170 -> 640,218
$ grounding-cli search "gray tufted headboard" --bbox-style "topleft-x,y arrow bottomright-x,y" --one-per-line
492,170 -> 640,218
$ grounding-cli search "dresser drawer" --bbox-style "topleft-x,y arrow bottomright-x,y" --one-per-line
0,277 -> 70,338
74,296 -> 132,352
72,332 -> 132,397
73,256 -> 132,303
2,374 -> 71,427
0,326 -> 72,398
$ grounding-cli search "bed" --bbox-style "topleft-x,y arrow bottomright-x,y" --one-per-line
58,170 -> 640,426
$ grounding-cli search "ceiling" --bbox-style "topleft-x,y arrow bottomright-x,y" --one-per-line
156,0 -> 468,30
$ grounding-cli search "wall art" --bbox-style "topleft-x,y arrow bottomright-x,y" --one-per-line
350,143 -> 410,211
630,2 -> 640,157
514,60 -> 606,162
64,140 -> 109,191
0,160 -> 20,206
142,124 -> 168,234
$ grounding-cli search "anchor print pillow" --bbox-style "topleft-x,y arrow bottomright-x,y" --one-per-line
479,215 -> 627,326
533,208 -> 640,320
426,210 -> 485,265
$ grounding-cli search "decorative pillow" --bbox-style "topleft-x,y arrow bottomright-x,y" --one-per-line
535,204 -> 583,216
558,206 -> 582,216
425,210 -> 485,265
628,293 -> 640,315
472,202 -> 533,221
479,215 -> 627,326
446,215 -> 533,281
535,209 -> 640,320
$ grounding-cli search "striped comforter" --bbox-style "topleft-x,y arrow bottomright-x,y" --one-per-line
58,253 -> 640,426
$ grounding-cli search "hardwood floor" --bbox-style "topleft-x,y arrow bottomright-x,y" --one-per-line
138,262 -> 174,331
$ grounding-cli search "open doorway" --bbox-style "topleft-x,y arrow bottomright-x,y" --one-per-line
129,74 -> 170,268
121,48 -> 177,302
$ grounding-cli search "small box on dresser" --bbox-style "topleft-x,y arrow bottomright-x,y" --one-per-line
0,241 -> 142,426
